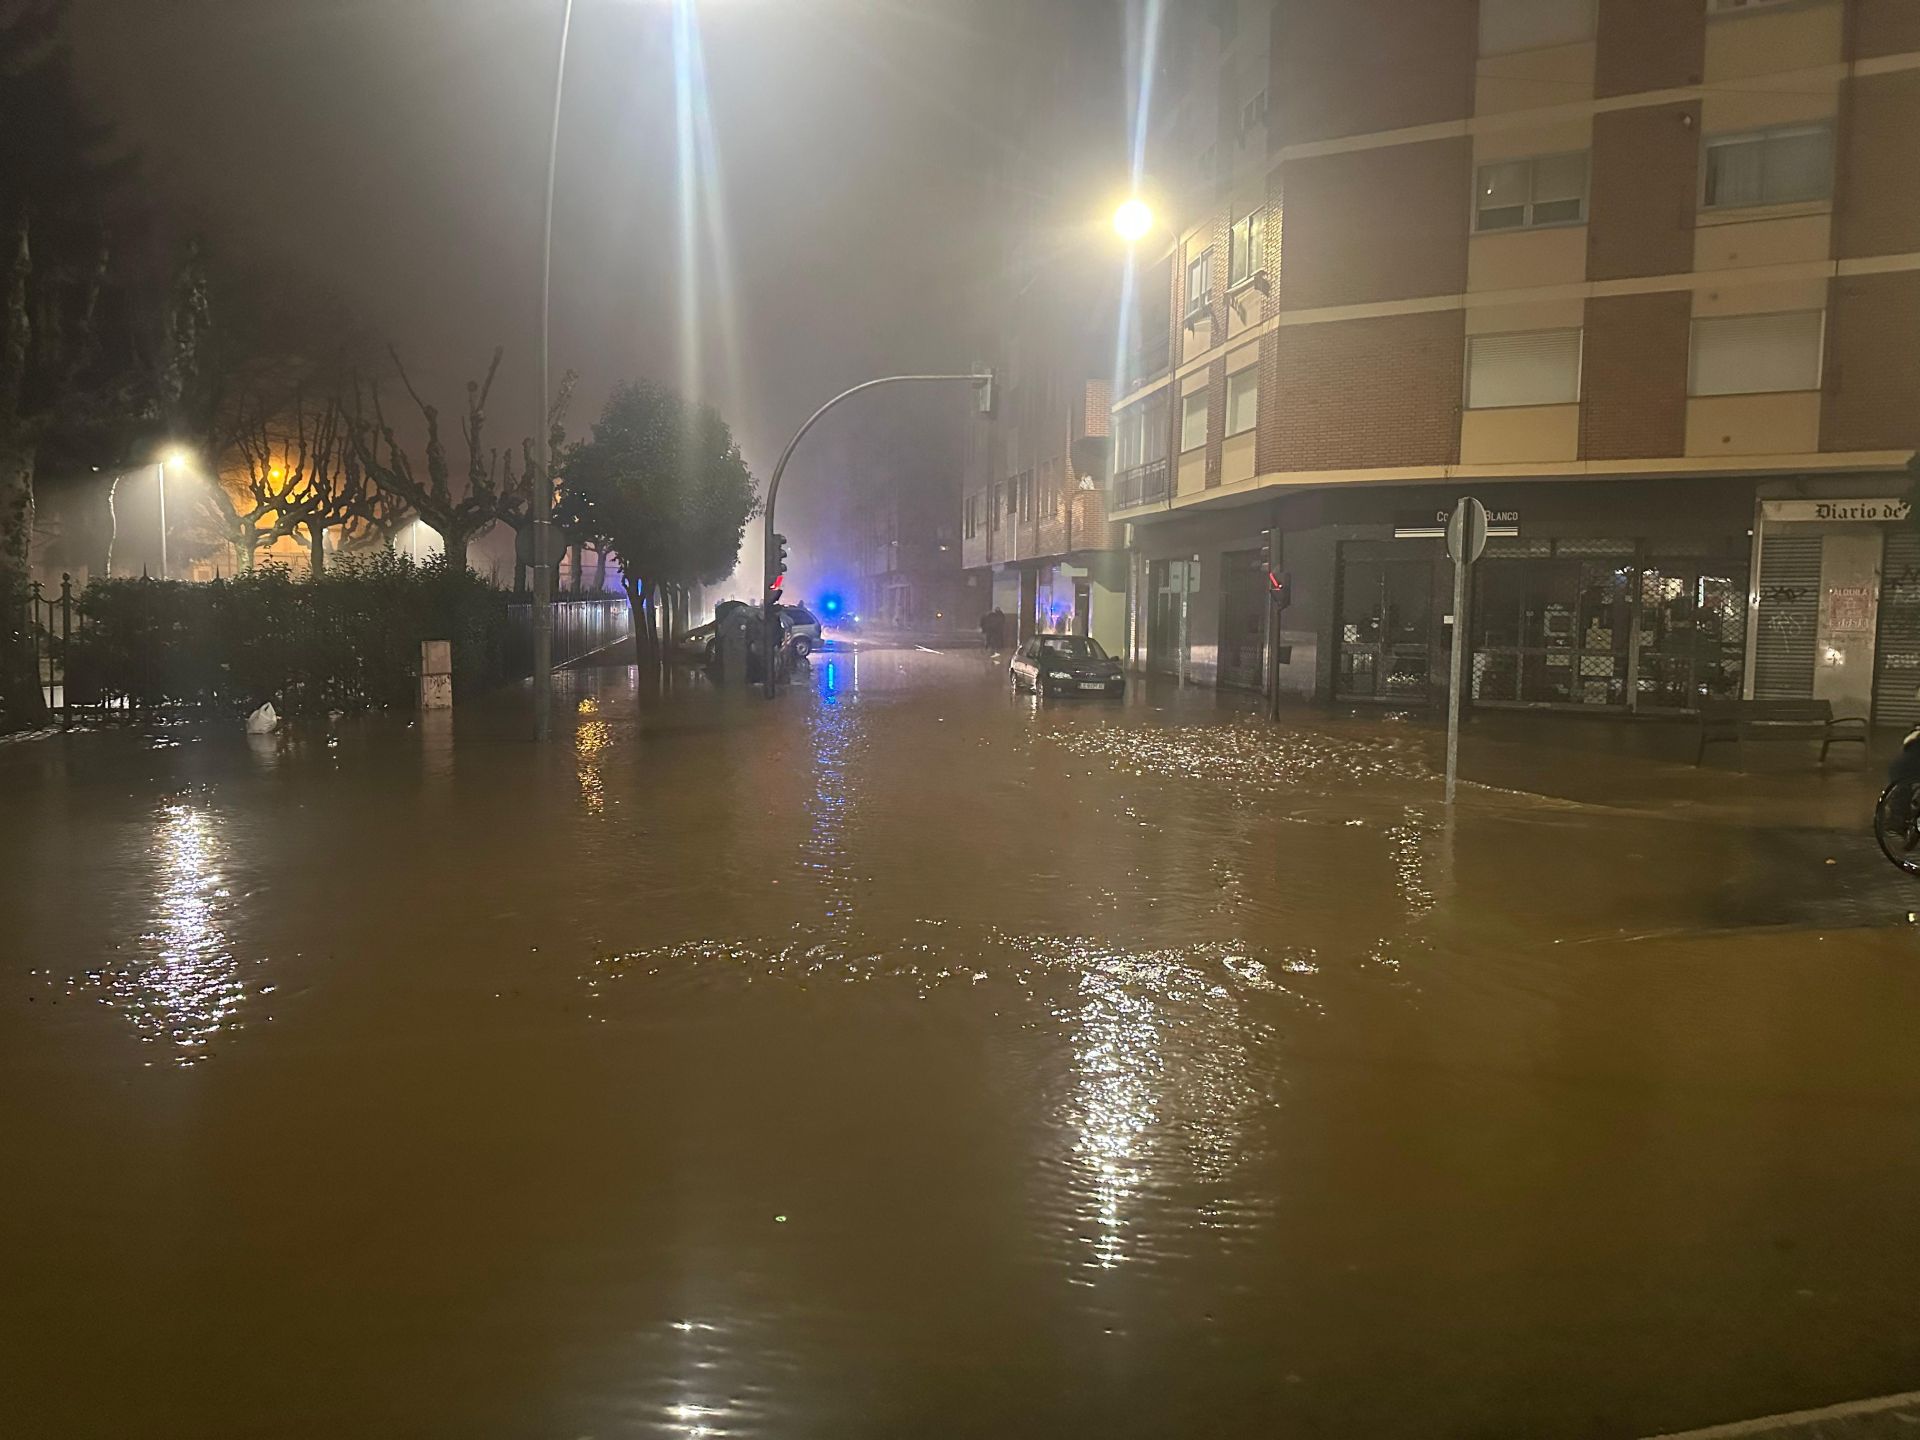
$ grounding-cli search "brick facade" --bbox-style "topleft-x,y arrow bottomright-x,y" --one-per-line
1822,271 -> 1920,453
1837,69 -> 1920,260
1595,0 -> 1705,98
1588,102 -> 1701,281
1276,139 -> 1472,311
1270,312 -> 1464,472
1580,292 -> 1692,461
1270,0 -> 1474,146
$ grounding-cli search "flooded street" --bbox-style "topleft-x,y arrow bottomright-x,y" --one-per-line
5,644 -> 1920,1438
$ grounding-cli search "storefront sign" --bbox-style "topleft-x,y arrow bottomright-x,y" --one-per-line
1761,498 -> 1910,524
1394,507 -> 1519,540
1826,585 -> 1877,633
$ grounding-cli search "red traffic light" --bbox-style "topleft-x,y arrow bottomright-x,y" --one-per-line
769,574 -> 784,590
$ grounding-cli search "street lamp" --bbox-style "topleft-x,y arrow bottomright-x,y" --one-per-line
531,0 -> 577,744
158,447 -> 191,580
1113,197 -> 1155,244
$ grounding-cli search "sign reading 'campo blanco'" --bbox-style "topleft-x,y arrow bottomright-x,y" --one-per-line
1761,498 -> 1912,523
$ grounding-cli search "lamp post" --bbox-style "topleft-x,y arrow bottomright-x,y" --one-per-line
532,0 -> 576,743
155,461 -> 168,580
760,373 -> 992,698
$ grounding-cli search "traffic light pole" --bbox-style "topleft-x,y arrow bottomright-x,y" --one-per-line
760,372 -> 992,698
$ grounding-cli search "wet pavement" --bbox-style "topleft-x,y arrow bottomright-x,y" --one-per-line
4,643 -> 1920,1438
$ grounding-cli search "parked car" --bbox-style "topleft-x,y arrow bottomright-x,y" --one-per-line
783,602 -> 822,656
1009,634 -> 1125,697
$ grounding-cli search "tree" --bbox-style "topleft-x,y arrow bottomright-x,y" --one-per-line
495,369 -> 577,594
232,390 -> 360,575
345,345 -> 507,576
558,382 -> 756,662
0,0 -> 146,728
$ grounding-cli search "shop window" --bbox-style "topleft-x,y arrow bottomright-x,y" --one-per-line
1703,123 -> 1834,210
1689,311 -> 1824,395
1475,153 -> 1588,231
1181,390 -> 1210,453
1480,0 -> 1593,55
1465,329 -> 1583,409
1225,365 -> 1260,436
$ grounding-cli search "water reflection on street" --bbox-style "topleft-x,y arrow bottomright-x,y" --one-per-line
5,644 -> 1920,1438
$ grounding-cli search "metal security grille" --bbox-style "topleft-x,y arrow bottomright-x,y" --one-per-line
1752,532 -> 1821,700
1875,533 -> 1920,728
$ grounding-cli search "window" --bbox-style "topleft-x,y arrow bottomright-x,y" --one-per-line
1689,311 -> 1824,395
991,484 -> 1002,531
1228,211 -> 1265,287
964,495 -> 978,540
1475,152 -> 1588,231
1239,89 -> 1268,139
1479,0 -> 1593,54
1017,470 -> 1033,522
1185,248 -> 1214,319
1704,123 -> 1834,209
1181,390 -> 1210,452
1465,329 -> 1583,409
1225,365 -> 1259,436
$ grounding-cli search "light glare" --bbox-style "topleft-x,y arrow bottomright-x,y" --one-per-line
1113,198 -> 1154,243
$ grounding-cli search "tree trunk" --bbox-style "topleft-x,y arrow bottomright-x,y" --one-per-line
308,526 -> 326,578
592,547 -> 608,592
0,439 -> 48,731
622,576 -> 648,666
514,558 -> 527,594
568,543 -> 583,593
443,530 -> 468,576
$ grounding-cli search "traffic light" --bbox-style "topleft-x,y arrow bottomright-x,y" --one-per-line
1265,566 -> 1291,610
770,532 -> 789,591
973,370 -> 995,418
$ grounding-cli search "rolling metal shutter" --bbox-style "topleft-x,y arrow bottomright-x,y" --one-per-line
1751,532 -> 1820,700
1874,533 -> 1920,728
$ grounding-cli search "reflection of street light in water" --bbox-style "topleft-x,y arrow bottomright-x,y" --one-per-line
111,805 -> 244,1062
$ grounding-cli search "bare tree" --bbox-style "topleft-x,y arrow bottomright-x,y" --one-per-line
345,345 -> 506,575
496,368 -> 577,593
233,390 -> 358,575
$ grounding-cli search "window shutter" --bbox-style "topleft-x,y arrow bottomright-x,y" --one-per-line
1466,330 -> 1583,409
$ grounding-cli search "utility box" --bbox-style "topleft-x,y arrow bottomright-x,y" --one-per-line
420,639 -> 452,711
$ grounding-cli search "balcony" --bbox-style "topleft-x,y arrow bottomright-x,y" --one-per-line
1111,459 -> 1170,512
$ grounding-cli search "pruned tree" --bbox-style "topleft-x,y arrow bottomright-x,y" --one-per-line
495,368 -> 577,593
346,345 -> 507,575
232,390 -> 359,575
557,382 -> 757,664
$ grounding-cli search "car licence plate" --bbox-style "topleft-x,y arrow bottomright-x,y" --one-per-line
1078,681 -> 1107,690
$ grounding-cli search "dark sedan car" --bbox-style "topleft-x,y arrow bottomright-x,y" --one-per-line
1009,635 -> 1126,697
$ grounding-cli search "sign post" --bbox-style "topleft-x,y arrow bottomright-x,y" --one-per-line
1444,497 -> 1489,805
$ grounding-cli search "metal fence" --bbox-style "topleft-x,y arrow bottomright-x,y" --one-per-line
505,597 -> 633,669
16,574 -> 84,721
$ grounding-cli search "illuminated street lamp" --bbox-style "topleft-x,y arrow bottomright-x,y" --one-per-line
158,447 -> 191,580
1113,197 -> 1155,244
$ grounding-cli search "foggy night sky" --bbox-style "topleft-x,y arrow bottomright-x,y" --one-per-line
66,0 -> 1122,571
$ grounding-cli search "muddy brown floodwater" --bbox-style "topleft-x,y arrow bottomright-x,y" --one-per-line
4,644 -> 1920,1439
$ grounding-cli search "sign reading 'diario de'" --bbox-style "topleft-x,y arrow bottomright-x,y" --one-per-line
1761,498 -> 1912,523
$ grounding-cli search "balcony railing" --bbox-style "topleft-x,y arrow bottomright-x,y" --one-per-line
1111,459 -> 1170,511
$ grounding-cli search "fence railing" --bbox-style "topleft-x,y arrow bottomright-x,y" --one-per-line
21,574 -> 79,719
505,598 -> 633,670
1111,459 -> 1170,511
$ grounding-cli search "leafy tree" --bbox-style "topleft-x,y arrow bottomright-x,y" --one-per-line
558,382 -> 756,661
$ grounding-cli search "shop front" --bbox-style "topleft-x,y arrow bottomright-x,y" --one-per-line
1315,478 -> 1756,713
1748,485 -> 1918,727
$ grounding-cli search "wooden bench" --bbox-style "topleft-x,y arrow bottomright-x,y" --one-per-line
1695,697 -> 1869,766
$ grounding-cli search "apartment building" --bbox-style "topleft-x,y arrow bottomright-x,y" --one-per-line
959,5 -> 1130,655
1112,0 -> 1920,721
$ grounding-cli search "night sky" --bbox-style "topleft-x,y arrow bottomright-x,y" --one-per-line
67,0 -> 1112,574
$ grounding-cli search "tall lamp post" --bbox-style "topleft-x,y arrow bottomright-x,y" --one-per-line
532,0 -> 576,743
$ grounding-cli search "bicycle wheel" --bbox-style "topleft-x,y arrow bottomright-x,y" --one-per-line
1874,784 -> 1920,875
